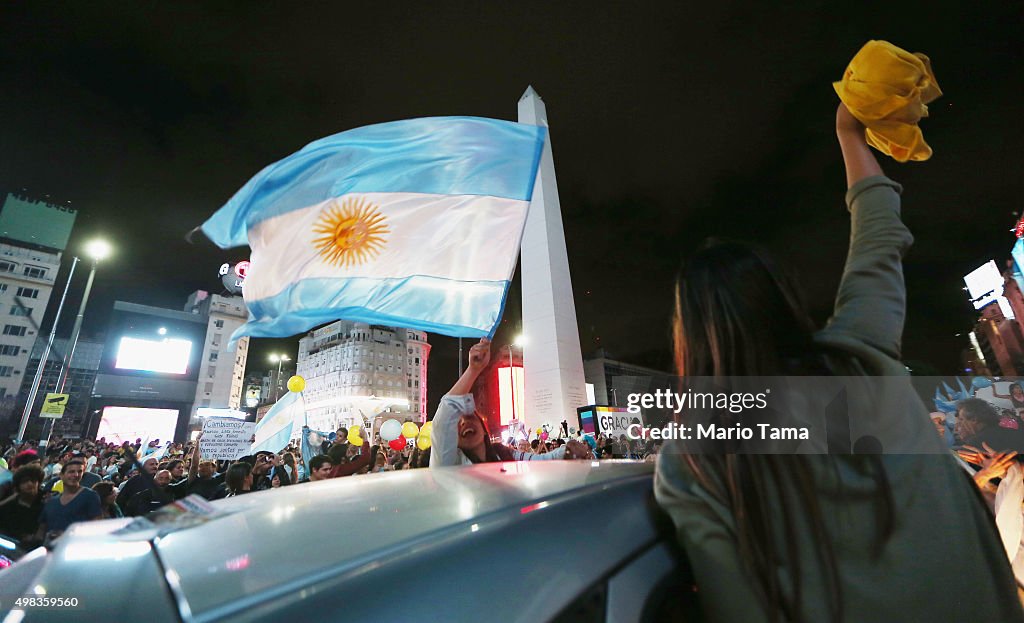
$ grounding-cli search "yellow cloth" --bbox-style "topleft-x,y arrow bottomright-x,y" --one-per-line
52,480 -> 63,493
833,40 -> 942,162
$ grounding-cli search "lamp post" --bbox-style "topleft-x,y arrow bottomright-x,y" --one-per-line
508,334 -> 525,429
269,354 -> 291,401
46,239 -> 111,445
17,257 -> 79,442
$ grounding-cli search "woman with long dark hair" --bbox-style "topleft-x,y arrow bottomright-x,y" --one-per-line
431,339 -> 593,467
654,103 -> 1023,622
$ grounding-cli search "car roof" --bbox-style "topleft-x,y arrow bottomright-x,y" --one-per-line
154,461 -> 654,620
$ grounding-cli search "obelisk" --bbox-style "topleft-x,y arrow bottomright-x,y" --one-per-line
517,86 -> 588,431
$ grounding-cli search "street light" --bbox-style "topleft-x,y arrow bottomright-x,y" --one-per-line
47,238 -> 111,444
17,257 -> 80,442
508,334 -> 525,430
269,353 -> 291,401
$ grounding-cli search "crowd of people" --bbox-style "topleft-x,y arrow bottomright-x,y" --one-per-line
0,410 -> 646,550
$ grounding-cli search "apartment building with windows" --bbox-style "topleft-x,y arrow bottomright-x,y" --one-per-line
0,194 -> 76,427
183,290 -> 250,420
297,321 -> 429,433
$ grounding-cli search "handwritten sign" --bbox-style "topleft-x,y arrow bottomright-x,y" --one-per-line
200,418 -> 256,460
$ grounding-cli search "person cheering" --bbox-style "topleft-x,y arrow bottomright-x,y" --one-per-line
431,339 -> 592,467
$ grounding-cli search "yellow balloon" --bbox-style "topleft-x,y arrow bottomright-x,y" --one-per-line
417,435 -> 432,450
536,428 -> 543,435
420,422 -> 432,437
349,433 -> 364,447
287,375 -> 306,393
401,422 -> 419,439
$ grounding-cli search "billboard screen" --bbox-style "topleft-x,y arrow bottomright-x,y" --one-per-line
100,302 -> 207,381
497,365 -> 525,426
964,260 -> 1014,319
576,406 -> 645,440
115,337 -> 193,375
96,406 -> 179,445
0,194 -> 76,251
577,407 -> 597,436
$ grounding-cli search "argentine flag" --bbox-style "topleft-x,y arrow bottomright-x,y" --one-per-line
250,392 -> 304,455
202,117 -> 546,342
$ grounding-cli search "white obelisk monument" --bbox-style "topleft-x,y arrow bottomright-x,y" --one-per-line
517,86 -> 588,431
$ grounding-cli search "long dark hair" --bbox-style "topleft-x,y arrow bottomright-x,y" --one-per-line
463,412 -> 514,463
673,240 -> 893,623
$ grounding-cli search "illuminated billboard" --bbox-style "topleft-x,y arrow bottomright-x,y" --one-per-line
964,260 -> 1014,319
96,406 -> 179,445
575,405 -> 645,439
498,365 -> 525,426
115,336 -> 193,375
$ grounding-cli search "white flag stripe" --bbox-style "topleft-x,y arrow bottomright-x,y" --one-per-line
244,192 -> 528,301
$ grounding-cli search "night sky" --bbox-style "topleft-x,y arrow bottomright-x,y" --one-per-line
1,3 -> 1020,411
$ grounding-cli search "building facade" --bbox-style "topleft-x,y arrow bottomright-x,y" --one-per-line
183,291 -> 250,419
16,337 -> 103,439
297,321 -> 429,432
90,301 -> 208,443
0,194 -> 76,423
582,348 -> 669,409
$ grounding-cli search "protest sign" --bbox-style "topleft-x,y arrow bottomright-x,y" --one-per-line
201,418 -> 256,460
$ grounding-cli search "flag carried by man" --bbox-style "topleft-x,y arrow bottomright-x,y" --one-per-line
201,117 -> 546,344
250,391 -> 304,455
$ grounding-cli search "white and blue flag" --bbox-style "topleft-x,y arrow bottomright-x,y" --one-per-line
201,116 -> 546,342
250,392 -> 304,455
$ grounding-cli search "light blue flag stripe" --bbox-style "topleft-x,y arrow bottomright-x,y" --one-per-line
203,117 -> 546,248
236,275 -> 507,341
251,392 -> 301,454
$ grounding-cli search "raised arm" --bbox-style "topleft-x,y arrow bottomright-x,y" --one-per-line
823,104 -> 913,360
448,338 -> 491,396
430,339 -> 491,468
187,435 -> 202,482
836,104 -> 883,187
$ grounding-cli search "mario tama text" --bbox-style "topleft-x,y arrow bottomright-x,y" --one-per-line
628,421 -> 809,442
624,388 -> 808,441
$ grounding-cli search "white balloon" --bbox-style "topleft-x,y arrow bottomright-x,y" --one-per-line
380,419 -> 402,442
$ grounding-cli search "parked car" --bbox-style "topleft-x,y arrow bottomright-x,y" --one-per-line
0,460 -> 698,622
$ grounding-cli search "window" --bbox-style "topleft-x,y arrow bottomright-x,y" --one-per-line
0,388 -> 5,398
0,261 -> 15,273
209,352 -> 219,362
204,382 -> 214,393
15,287 -> 39,299
9,306 -> 31,317
2,325 -> 25,336
22,266 -> 46,279
214,319 -> 224,329
0,366 -> 13,377
0,284 -> 6,293
0,345 -> 20,356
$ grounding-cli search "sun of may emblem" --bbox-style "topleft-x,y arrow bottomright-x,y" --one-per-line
312,197 -> 389,267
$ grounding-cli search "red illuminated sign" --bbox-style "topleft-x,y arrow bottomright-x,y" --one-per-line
498,365 -> 525,426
